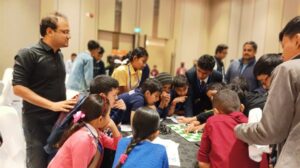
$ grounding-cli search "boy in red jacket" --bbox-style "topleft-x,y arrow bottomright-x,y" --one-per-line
198,89 -> 259,168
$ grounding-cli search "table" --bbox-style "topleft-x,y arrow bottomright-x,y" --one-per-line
120,119 -> 200,168
160,120 -> 199,168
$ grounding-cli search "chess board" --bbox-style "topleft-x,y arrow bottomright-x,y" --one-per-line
167,124 -> 202,142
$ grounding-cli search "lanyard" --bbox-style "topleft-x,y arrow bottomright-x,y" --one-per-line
128,64 -> 140,90
84,124 -> 103,153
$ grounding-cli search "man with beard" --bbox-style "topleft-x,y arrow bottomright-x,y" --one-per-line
225,41 -> 261,92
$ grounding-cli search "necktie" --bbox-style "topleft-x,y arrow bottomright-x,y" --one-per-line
201,80 -> 206,88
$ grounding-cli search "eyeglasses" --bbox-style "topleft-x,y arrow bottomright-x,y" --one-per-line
55,29 -> 70,35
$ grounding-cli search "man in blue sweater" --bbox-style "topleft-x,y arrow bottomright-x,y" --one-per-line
225,41 -> 261,92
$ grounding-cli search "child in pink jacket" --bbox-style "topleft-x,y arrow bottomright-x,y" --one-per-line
48,94 -> 121,168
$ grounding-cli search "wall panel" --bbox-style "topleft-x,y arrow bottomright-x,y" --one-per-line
121,0 -> 137,34
99,0 -> 115,31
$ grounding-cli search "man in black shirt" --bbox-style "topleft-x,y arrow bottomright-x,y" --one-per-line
12,12 -> 76,168
93,46 -> 106,77
214,44 -> 228,80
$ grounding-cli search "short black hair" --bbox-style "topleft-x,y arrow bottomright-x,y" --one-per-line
87,40 -> 100,51
254,53 -> 283,76
207,82 -> 225,92
213,89 -> 241,114
173,75 -> 189,88
71,53 -> 77,57
129,47 -> 149,62
243,41 -> 257,52
141,78 -> 162,94
90,75 -> 119,94
279,16 -> 300,41
215,44 -> 228,54
226,76 -> 248,104
40,12 -> 67,37
197,54 -> 215,71
99,46 -> 105,55
229,76 -> 249,92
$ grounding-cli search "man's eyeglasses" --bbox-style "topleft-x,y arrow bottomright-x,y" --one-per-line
55,29 -> 70,35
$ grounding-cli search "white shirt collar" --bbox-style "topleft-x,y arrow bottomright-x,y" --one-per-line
199,77 -> 208,83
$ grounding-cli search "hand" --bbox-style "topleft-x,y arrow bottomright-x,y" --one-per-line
105,119 -> 121,137
199,162 -> 210,168
106,119 -> 117,129
160,92 -> 171,108
50,98 -> 77,112
176,116 -> 192,124
112,99 -> 126,110
173,96 -> 187,104
185,123 -> 205,133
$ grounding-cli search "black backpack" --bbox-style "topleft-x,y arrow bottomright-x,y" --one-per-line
44,94 -> 87,159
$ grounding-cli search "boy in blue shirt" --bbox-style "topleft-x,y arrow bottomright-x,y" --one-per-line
110,78 -> 162,124
155,72 -> 173,118
168,75 -> 189,116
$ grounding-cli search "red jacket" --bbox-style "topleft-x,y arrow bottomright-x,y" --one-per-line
198,111 -> 260,168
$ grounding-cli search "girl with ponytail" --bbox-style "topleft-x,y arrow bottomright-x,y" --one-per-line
112,47 -> 149,94
112,107 -> 169,168
48,94 -> 121,168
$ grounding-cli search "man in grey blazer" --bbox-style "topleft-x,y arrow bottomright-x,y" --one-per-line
235,16 -> 300,168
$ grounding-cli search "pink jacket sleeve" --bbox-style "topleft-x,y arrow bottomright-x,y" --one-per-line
99,132 -> 122,150
197,123 -> 211,163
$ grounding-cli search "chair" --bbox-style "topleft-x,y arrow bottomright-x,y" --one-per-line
0,68 -> 23,115
0,106 -> 26,168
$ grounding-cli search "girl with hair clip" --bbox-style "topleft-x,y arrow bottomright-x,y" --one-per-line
112,47 -> 149,94
113,107 -> 169,168
48,94 -> 121,168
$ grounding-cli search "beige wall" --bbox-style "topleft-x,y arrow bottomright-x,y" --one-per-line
208,0 -> 300,69
1,0 -> 300,76
0,0 -> 40,77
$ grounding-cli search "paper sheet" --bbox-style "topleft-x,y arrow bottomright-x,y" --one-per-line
120,124 -> 132,132
248,108 -> 271,162
153,137 -> 181,167
166,116 -> 179,124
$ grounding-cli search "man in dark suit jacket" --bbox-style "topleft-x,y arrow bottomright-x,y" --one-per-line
185,55 -> 223,116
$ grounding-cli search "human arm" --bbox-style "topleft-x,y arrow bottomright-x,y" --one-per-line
196,110 -> 213,123
112,99 -> 126,111
176,116 -> 197,124
13,85 -> 76,112
111,66 -> 128,94
100,119 -> 122,150
12,51 -> 76,112
83,58 -> 93,90
198,162 -> 210,168
235,64 -> 298,145
185,123 -> 205,133
168,96 -> 187,116
158,92 -> 171,109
